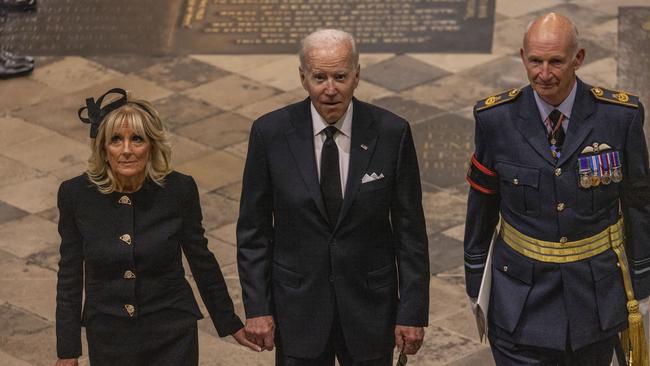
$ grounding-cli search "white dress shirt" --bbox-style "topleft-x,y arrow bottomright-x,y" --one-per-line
533,81 -> 578,133
312,102 -> 352,198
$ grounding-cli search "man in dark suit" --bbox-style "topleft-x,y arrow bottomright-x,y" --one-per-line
464,13 -> 650,365
237,29 -> 430,365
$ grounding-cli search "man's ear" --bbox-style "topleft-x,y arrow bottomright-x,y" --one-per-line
573,48 -> 586,70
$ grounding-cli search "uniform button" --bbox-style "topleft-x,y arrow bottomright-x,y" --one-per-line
555,168 -> 562,177
124,304 -> 135,317
512,178 -> 519,185
560,237 -> 568,244
502,265 -> 508,272
329,275 -> 335,282
119,234 -> 132,245
617,262 -> 621,267
556,202 -> 565,212
123,270 -> 136,279
118,195 -> 131,205
329,240 -> 336,247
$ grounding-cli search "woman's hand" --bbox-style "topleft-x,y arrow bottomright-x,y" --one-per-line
54,359 -> 78,366
232,327 -> 262,352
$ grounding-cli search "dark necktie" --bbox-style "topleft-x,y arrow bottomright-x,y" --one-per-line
320,126 -> 342,227
548,109 -> 565,159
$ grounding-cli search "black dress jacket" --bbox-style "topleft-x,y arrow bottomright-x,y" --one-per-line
237,98 -> 430,360
56,171 -> 243,358
464,80 -> 650,350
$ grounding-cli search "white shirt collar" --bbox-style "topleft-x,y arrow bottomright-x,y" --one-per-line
311,101 -> 353,137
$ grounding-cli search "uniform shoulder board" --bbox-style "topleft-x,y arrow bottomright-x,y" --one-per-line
591,87 -> 639,108
475,88 -> 522,112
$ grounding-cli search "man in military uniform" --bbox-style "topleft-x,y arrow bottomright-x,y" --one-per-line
464,12 -> 650,365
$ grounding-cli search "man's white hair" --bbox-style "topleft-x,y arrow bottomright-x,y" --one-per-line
299,29 -> 359,70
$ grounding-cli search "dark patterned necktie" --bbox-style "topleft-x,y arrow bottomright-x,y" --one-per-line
321,126 -> 342,227
548,109 -> 565,147
548,109 -> 565,159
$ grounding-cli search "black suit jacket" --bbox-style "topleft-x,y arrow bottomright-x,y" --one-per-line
56,171 -> 243,359
464,80 -> 650,350
237,98 -> 430,360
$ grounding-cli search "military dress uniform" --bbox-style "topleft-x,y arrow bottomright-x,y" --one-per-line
464,79 -> 650,364
56,171 -> 243,365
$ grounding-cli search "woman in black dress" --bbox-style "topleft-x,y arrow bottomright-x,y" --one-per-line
54,88 -> 258,366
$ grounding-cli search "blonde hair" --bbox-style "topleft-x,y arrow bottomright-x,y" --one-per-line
86,100 -> 172,194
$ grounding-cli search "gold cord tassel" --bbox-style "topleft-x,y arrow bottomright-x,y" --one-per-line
620,299 -> 649,366
610,221 -> 649,366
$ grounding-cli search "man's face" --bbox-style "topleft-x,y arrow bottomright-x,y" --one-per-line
520,31 -> 585,106
300,43 -> 360,124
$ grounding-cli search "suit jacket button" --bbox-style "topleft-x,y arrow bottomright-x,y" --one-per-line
556,202 -> 565,212
329,275 -> 335,282
124,304 -> 135,317
555,168 -> 562,177
123,270 -> 136,279
502,265 -> 508,272
512,178 -> 519,185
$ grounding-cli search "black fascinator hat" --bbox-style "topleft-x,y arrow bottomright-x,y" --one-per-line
78,88 -> 128,138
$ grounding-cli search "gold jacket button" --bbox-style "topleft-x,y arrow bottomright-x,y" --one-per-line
557,202 -> 565,212
512,178 -> 519,185
124,304 -> 135,317
560,237 -> 568,244
123,270 -> 136,279
119,234 -> 132,245
118,195 -> 132,205
555,168 -> 562,177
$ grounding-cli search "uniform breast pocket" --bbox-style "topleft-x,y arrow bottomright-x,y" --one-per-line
497,162 -> 541,216
575,183 -> 620,214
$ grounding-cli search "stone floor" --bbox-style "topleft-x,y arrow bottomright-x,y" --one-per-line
0,0 -> 649,365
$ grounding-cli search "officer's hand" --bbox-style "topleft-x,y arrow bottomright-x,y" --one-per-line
639,296 -> 649,315
54,359 -> 78,366
395,325 -> 425,355
245,315 -> 275,351
233,327 -> 262,352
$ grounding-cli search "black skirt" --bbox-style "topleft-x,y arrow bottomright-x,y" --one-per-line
85,309 -> 198,366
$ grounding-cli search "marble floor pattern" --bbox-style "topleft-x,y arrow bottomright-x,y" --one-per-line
1,0 -> 649,365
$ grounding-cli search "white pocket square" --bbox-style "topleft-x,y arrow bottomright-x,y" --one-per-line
362,172 -> 385,184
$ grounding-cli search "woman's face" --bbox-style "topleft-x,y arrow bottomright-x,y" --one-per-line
105,121 -> 151,186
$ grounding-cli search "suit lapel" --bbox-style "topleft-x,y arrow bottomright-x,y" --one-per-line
515,87 -> 556,165
335,99 -> 378,231
557,80 -> 595,166
285,98 -> 329,222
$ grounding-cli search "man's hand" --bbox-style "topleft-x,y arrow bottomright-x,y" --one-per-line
394,325 -> 425,355
639,296 -> 649,315
245,315 -> 275,351
54,359 -> 78,366
233,327 -> 262,352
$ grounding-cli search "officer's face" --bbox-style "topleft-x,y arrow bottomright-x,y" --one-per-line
521,30 -> 585,106
105,121 -> 151,187
300,43 -> 360,124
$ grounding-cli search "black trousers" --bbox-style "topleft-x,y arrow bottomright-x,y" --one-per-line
489,334 -> 617,366
85,309 -> 198,366
275,311 -> 392,366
